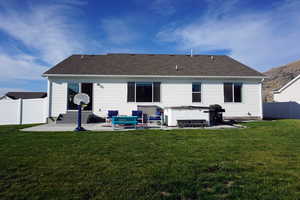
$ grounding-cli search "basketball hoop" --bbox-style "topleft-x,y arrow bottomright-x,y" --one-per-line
74,93 -> 90,106
73,93 -> 90,131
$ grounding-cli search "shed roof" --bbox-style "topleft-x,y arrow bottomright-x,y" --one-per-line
5,92 -> 47,99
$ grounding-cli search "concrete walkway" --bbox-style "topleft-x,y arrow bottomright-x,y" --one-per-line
21,123 -> 242,132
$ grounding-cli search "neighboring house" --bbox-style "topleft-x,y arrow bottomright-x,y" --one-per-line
43,53 -> 265,120
0,92 -> 47,100
264,75 -> 300,119
273,74 -> 300,102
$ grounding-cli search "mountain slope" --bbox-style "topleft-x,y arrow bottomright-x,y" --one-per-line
263,59 -> 300,102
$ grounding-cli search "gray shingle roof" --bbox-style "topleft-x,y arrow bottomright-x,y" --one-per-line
43,54 -> 264,77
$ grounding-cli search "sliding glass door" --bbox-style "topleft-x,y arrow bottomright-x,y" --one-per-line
67,83 -> 80,110
67,83 -> 93,111
81,83 -> 93,111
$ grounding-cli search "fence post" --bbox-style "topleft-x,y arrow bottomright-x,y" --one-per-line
19,98 -> 23,125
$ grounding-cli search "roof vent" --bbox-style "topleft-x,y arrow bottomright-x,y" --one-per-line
80,55 -> 84,59
176,65 -> 178,71
210,56 -> 214,60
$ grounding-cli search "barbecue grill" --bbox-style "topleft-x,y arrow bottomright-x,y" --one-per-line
209,104 -> 225,125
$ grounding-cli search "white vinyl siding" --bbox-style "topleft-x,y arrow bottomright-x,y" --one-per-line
51,80 -> 67,117
49,77 -> 263,119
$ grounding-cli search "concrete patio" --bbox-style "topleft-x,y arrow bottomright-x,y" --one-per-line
21,123 -> 243,132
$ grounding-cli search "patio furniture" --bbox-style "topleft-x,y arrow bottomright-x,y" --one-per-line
148,111 -> 163,127
137,105 -> 161,116
112,116 -> 138,129
132,110 -> 143,123
106,110 -> 119,123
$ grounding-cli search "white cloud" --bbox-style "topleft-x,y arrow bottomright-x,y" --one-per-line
100,18 -> 140,45
0,3 -> 87,65
0,0 -> 91,95
0,0 -> 91,91
0,53 -> 47,81
157,0 -> 300,71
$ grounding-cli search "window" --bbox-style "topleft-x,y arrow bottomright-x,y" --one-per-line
67,83 -> 93,110
127,82 -> 161,102
67,83 -> 79,110
224,83 -> 233,102
192,83 -> 201,102
153,82 -> 161,102
234,83 -> 242,102
81,83 -> 93,110
127,82 -> 135,102
136,82 -> 152,102
224,83 -> 242,102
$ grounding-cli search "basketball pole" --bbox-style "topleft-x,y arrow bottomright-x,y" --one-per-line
74,103 -> 86,132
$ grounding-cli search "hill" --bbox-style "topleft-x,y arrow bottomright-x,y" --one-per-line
263,60 -> 300,102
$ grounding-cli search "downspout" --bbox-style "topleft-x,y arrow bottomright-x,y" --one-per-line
260,78 -> 265,119
47,79 -> 53,121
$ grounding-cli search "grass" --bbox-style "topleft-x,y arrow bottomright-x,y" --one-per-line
1,120 -> 300,199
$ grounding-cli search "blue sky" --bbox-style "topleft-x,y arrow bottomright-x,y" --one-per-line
0,0 -> 300,95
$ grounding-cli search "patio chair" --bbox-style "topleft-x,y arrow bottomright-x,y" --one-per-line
149,111 -> 162,120
106,110 -> 119,123
148,110 -> 163,127
132,110 -> 143,123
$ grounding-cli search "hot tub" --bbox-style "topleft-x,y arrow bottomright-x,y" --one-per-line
163,106 -> 210,127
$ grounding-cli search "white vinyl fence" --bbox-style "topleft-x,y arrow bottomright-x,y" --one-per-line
0,98 -> 47,125
263,102 -> 300,119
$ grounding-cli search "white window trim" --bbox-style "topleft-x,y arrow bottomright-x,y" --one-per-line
67,82 -> 94,111
224,82 -> 243,103
192,82 -> 202,103
128,82 -> 161,103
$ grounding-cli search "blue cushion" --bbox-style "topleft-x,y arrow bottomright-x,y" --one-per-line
132,110 -> 143,117
149,116 -> 161,120
108,110 -> 118,118
112,116 -> 138,125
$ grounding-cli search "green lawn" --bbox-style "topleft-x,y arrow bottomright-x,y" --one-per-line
1,120 -> 300,199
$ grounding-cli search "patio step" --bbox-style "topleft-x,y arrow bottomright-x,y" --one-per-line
56,111 -> 93,124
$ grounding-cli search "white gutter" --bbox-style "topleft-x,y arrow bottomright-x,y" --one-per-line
43,74 -> 266,79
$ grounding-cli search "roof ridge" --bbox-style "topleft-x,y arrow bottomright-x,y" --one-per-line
70,53 -> 227,56
106,53 -> 225,56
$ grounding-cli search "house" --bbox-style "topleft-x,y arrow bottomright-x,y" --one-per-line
273,74 -> 300,102
43,53 -> 265,122
0,92 -> 47,100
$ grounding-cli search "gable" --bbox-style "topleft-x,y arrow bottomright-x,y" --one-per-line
273,74 -> 300,94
